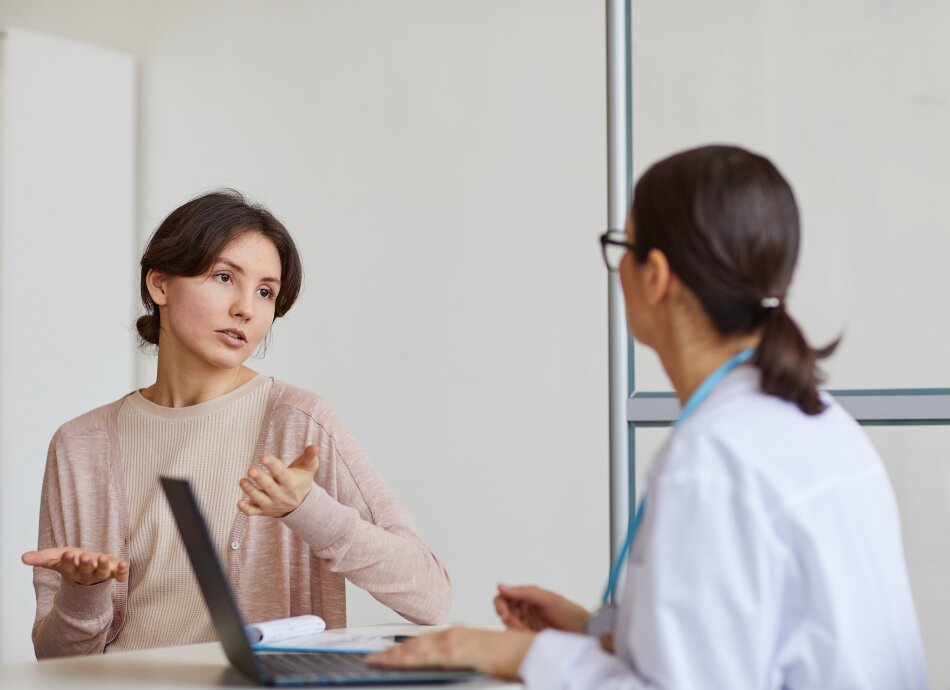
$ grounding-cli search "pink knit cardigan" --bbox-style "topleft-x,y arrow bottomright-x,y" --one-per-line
31,378 -> 451,658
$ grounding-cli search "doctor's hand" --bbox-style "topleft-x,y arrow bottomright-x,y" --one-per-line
367,627 -> 535,680
21,547 -> 128,586
494,584 -> 590,633
238,444 -> 320,518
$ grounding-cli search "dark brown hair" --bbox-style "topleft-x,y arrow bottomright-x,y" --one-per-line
631,145 -> 836,415
136,190 -> 303,347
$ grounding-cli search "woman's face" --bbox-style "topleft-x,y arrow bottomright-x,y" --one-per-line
150,232 -> 282,371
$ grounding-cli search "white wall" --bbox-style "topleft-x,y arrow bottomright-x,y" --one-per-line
0,27 -> 136,662
0,0 -> 610,662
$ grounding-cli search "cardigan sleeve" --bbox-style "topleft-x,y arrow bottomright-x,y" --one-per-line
31,430 -> 117,658
278,402 -> 451,625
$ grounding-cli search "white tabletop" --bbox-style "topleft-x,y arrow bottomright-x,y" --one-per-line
0,625 -> 521,689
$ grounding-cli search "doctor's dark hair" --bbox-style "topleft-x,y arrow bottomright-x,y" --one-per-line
630,145 -> 837,415
136,190 -> 303,347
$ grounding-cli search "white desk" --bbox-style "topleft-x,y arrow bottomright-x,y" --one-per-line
0,625 -> 521,689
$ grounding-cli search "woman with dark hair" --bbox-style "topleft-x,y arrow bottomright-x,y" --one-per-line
369,146 -> 928,688
22,190 -> 450,657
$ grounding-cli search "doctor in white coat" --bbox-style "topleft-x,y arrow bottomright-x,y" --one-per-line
370,144 -> 929,689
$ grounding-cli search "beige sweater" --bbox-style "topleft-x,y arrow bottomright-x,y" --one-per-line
112,375 -> 272,651
31,378 -> 451,659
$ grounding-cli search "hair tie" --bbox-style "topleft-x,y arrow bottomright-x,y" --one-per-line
761,296 -> 781,309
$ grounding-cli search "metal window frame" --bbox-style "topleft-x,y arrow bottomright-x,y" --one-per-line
629,390 -> 950,428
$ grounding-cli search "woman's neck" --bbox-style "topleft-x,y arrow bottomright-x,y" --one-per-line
659,327 -> 761,407
140,349 -> 257,408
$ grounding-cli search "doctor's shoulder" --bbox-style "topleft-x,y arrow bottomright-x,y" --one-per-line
654,392 -> 818,481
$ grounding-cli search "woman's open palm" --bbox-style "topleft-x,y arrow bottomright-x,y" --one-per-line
22,547 -> 128,586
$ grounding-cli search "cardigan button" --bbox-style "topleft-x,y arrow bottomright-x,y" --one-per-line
230,541 -> 240,550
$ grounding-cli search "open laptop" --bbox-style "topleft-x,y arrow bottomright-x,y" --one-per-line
160,476 -> 482,686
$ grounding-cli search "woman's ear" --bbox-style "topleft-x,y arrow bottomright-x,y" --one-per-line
145,269 -> 169,306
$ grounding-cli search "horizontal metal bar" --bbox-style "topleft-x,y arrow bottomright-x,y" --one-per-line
628,390 -> 950,427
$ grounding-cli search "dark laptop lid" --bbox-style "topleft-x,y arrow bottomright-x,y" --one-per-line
161,476 -> 482,687
160,476 -> 263,680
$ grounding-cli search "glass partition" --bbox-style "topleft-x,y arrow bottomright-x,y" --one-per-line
629,0 -> 950,392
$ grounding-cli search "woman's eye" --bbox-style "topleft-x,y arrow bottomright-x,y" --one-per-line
214,272 -> 232,284
258,287 -> 273,299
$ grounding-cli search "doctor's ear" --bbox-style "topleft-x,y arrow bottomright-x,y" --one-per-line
145,269 -> 170,306
641,248 -> 674,307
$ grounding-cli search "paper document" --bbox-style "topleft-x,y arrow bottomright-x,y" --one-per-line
253,630 -> 399,654
245,614 -> 326,645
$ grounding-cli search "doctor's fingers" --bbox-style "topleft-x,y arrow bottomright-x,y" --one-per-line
497,583 -> 558,605
368,628 -> 472,669
493,596 -> 534,631
498,600 -> 550,632
499,584 -> 579,618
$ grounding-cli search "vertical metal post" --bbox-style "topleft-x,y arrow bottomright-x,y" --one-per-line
606,0 -> 632,589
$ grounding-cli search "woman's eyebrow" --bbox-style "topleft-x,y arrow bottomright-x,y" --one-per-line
216,257 -> 282,285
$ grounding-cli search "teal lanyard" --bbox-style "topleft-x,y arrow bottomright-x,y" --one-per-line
600,347 -> 755,604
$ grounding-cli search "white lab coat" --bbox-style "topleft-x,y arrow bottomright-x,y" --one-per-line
520,366 -> 929,689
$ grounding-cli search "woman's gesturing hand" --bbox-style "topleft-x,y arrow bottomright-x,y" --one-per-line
494,584 -> 591,633
238,444 -> 320,518
367,627 -> 535,680
21,547 -> 128,586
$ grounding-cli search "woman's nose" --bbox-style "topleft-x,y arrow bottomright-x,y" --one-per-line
230,290 -> 255,320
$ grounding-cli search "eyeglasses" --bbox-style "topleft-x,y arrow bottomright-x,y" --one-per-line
599,230 -> 636,272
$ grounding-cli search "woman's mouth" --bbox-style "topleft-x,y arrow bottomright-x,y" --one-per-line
216,329 -> 247,347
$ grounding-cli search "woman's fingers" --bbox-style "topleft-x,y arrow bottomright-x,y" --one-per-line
22,548 -> 66,568
261,455 -> 288,483
77,553 -> 97,577
247,465 -> 278,493
60,550 -> 79,573
91,555 -> 113,581
240,477 -> 272,506
287,445 -> 319,475
22,547 -> 128,585
237,498 -> 264,516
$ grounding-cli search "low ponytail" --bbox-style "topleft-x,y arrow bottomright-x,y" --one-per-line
753,306 -> 838,415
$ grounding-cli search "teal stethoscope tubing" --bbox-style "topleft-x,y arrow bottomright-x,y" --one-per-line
600,346 -> 755,604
